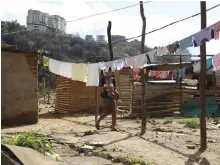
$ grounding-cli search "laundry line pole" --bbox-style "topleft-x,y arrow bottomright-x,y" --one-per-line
140,0 -> 147,135
199,1 -> 207,150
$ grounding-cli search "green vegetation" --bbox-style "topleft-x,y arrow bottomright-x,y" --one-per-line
120,155 -> 152,165
2,131 -> 53,155
162,117 -> 173,124
178,118 -> 200,129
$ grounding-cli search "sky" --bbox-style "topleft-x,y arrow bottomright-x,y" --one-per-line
0,0 -> 220,57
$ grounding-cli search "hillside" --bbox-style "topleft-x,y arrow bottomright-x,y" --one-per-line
1,20 -> 152,63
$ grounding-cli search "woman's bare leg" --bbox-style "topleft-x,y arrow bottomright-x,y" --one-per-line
96,104 -> 109,130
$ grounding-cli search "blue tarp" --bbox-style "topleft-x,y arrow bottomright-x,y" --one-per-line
183,96 -> 220,117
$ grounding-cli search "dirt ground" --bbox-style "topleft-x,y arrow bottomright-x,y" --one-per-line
1,96 -> 220,165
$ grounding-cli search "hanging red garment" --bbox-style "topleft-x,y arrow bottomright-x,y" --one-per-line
156,71 -> 163,80
133,67 -> 141,81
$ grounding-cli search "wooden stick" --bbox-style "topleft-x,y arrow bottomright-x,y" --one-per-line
199,1 -> 207,150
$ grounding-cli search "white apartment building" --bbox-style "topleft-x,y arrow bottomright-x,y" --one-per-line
26,9 -> 66,33
26,9 -> 49,32
48,15 -> 66,32
96,35 -> 106,43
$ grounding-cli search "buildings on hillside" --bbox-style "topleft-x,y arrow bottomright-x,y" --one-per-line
96,35 -> 106,44
26,9 -> 66,33
85,35 -> 94,41
112,35 -> 126,43
85,35 -> 126,44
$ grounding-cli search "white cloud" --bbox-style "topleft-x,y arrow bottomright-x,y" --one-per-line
0,0 -> 219,55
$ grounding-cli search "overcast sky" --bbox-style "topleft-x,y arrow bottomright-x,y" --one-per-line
1,0 -> 219,56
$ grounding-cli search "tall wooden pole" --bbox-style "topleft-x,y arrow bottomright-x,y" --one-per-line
199,1 -> 207,150
107,21 -> 113,61
140,1 -> 147,135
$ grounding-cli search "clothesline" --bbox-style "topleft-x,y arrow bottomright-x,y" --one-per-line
43,20 -> 219,86
44,52 -> 220,87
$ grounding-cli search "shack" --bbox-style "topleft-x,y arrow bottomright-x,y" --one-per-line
55,67 -> 133,113
1,44 -> 39,126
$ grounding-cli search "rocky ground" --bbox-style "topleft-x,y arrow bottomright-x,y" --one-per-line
1,97 -> 220,165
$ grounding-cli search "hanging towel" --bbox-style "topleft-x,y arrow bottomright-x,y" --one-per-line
193,25 -> 214,47
125,56 -> 135,68
214,21 -> 220,40
213,53 -> 220,71
206,57 -> 213,70
72,63 -> 88,82
59,61 -> 72,79
113,59 -> 125,70
49,58 -> 60,75
133,54 -> 148,67
86,63 -> 100,86
179,35 -> 193,50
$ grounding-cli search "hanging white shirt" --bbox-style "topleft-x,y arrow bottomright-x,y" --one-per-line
86,63 -> 100,86
59,61 -> 72,78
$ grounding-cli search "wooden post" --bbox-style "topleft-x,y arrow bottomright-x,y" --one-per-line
107,21 -> 113,61
179,55 -> 182,114
200,1 -> 207,150
95,49 -> 100,124
43,77 -> 46,103
140,69 -> 146,135
140,0 -> 147,135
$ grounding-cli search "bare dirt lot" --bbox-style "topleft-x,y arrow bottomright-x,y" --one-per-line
2,97 -> 220,165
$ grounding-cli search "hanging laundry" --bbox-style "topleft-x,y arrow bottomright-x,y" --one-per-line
72,63 -> 88,82
193,62 -> 201,73
146,49 -> 157,63
168,71 -> 173,80
206,57 -> 213,70
133,54 -> 148,67
125,56 -> 135,68
156,71 -> 163,79
213,53 -> 220,71
43,56 -> 49,67
181,69 -> 186,77
113,59 -> 125,70
185,65 -> 194,75
162,71 -> 168,79
49,58 -> 60,75
99,61 -> 114,71
86,63 -> 100,86
156,47 -> 169,56
144,69 -> 150,76
179,35 -> 193,50
59,61 -> 72,79
167,41 -> 180,54
214,21 -> 220,40
193,25 -> 214,47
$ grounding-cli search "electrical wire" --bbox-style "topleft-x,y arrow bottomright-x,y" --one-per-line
103,3 -> 220,46
66,1 -> 152,22
2,3 -> 219,42
1,1 -> 151,36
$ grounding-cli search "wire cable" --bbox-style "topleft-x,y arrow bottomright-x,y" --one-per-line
2,3 -> 219,39
66,1 -> 151,22
105,3 -> 220,46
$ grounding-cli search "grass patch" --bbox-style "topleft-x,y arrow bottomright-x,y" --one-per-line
162,117 -> 173,124
2,131 -> 53,155
178,118 -> 200,129
121,155 -> 152,165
